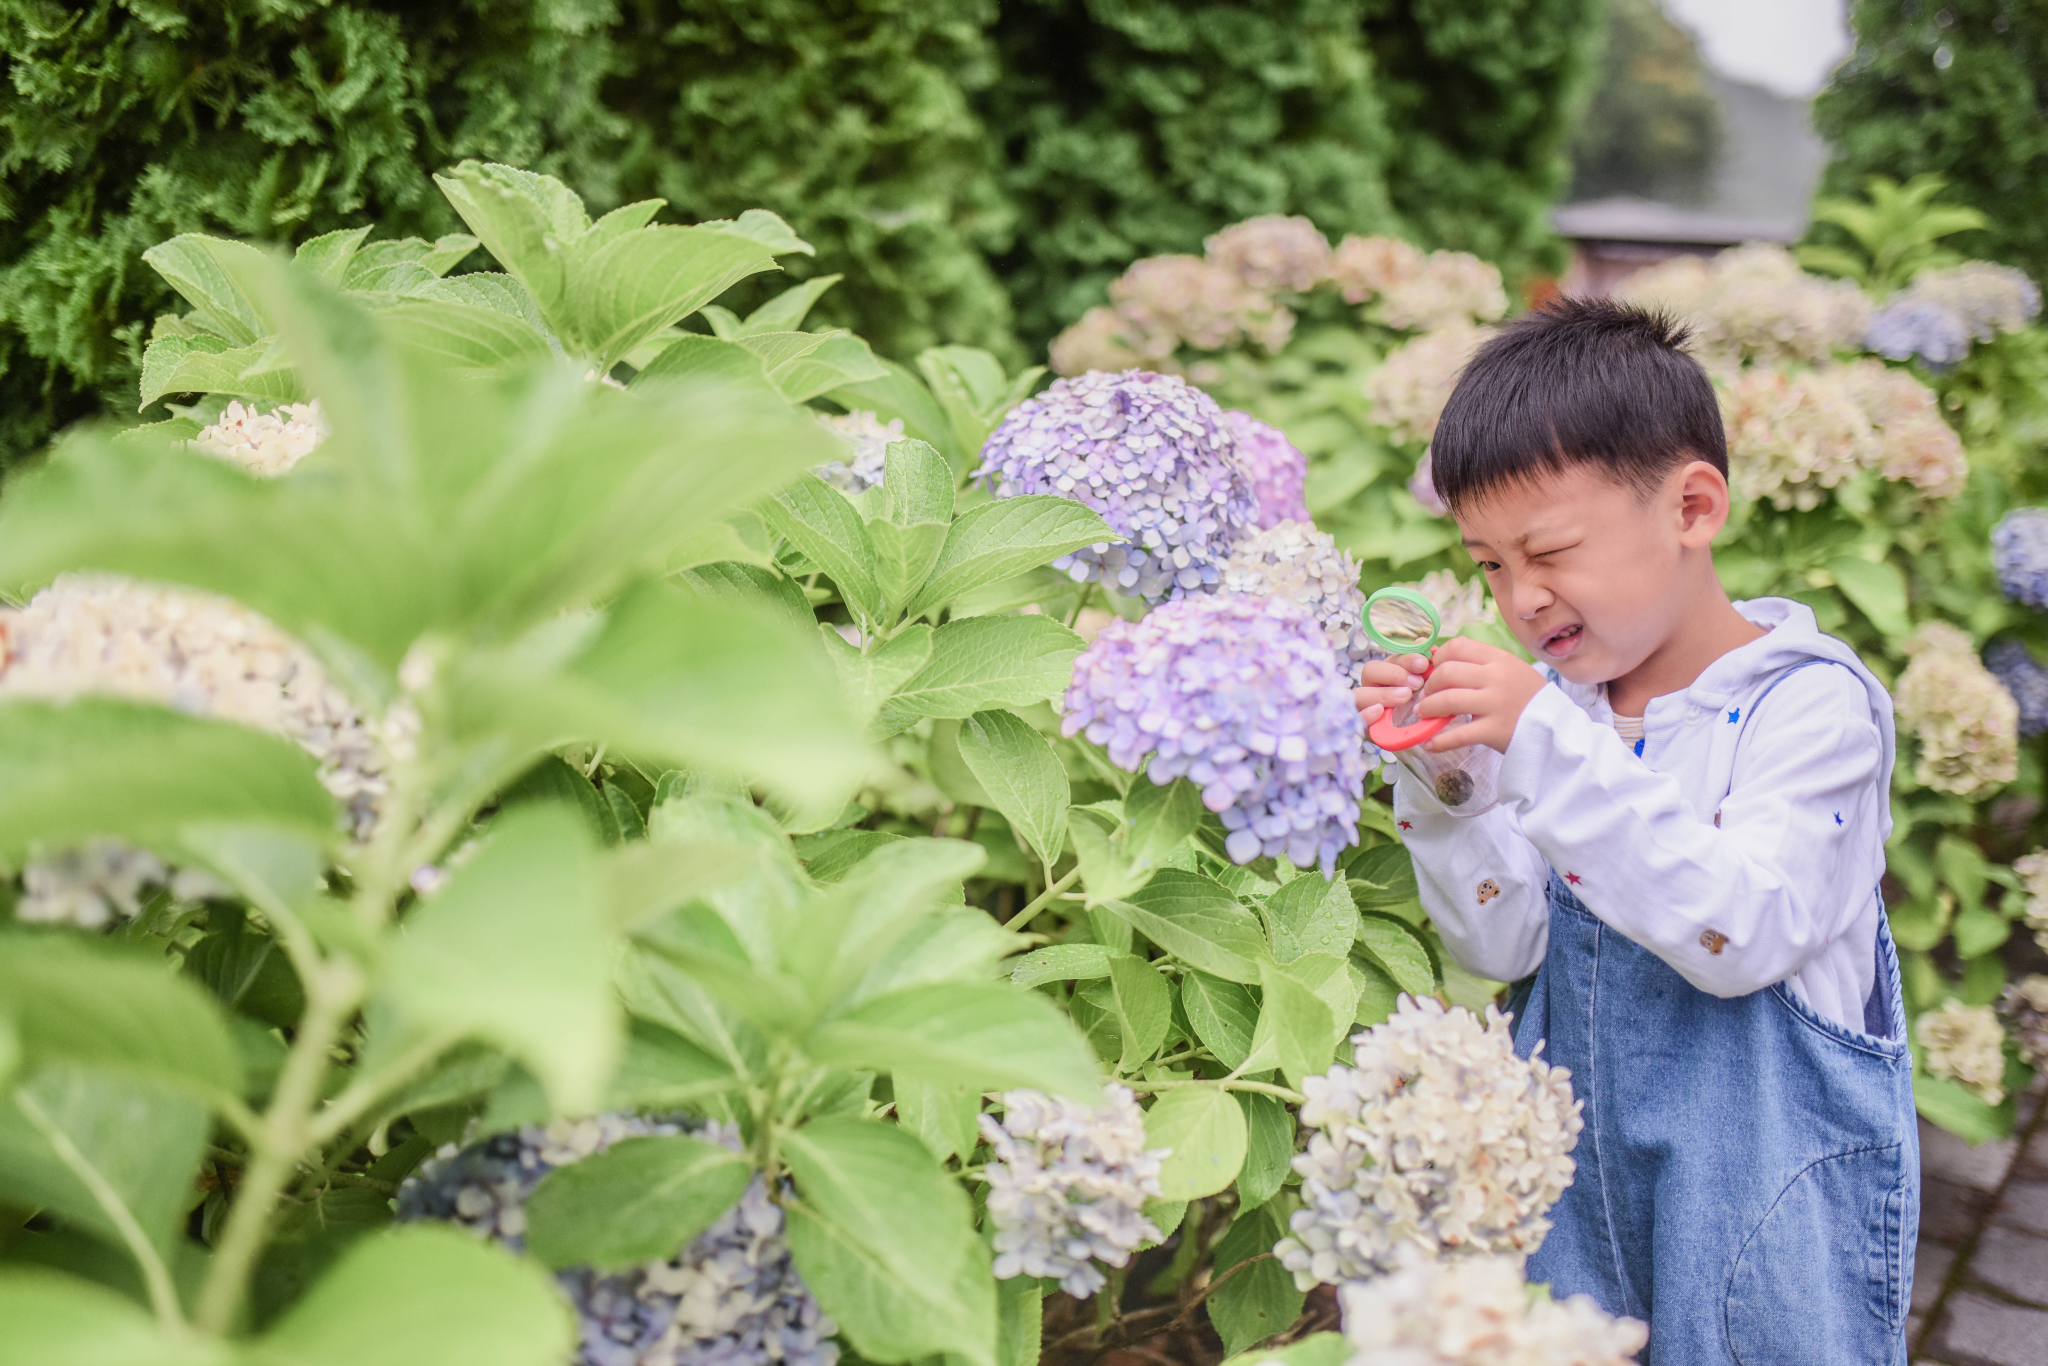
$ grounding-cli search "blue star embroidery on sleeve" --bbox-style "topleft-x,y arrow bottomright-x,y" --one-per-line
1726,707 -> 1741,724
1834,812 -> 1844,826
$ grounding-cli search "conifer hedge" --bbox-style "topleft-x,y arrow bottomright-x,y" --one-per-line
0,0 -> 1603,467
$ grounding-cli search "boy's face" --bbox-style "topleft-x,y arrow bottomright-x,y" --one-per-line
1453,462 -> 1714,687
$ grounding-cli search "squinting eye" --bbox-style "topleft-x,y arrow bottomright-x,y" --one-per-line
1476,560 -> 1503,573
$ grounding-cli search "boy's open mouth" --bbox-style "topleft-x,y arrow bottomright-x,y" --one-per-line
1538,622 -> 1585,658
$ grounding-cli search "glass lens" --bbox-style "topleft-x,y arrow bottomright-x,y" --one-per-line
1367,594 -> 1438,649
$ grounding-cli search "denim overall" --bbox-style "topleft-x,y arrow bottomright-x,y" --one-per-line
1509,662 -> 1919,1364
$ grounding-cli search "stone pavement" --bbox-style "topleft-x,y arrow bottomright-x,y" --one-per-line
1913,1084 -> 2048,1365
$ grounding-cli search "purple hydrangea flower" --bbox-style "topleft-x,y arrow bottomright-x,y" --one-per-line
975,370 -> 1256,602
1062,593 -> 1366,873
1994,508 -> 2048,610
1223,410 -> 1311,528
1987,639 -> 2048,737
396,1116 -> 838,1366
1864,298 -> 1973,369
1407,447 -> 1449,517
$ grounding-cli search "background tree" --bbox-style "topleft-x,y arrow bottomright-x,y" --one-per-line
1568,0 -> 1721,203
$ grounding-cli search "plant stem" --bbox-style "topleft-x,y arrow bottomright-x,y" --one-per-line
1123,1077 -> 1305,1105
1007,866 -> 1081,930
14,1089 -> 186,1333
307,1028 -> 461,1147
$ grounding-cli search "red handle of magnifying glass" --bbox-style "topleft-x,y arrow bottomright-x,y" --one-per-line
1365,661 -> 1450,753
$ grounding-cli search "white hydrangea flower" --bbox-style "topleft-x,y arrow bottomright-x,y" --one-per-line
1719,365 -> 1878,511
1405,568 -> 1496,638
1050,306 -> 1159,377
1109,254 -> 1293,355
1619,243 -> 1870,366
15,840 -> 171,929
1222,521 -> 1374,681
0,575 -> 388,843
1916,1000 -> 2008,1105
980,1084 -> 1167,1298
814,410 -> 904,494
1364,322 -> 1491,448
1837,358 -> 1967,498
1375,252 -> 1510,332
2014,849 -> 2048,954
1337,1254 -> 1648,1366
1205,215 -> 1334,294
1330,235 -> 1427,306
191,399 -> 330,476
1999,974 -> 2048,1069
1893,622 -> 2019,797
1275,996 -> 1582,1288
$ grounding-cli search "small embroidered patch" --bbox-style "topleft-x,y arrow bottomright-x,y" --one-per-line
1564,871 -> 1583,886
1713,810 -> 1722,827
1397,820 -> 1413,832
1633,737 -> 1645,757
1834,812 -> 1844,826
1477,879 -> 1500,905
1727,707 -> 1741,724
1700,929 -> 1728,955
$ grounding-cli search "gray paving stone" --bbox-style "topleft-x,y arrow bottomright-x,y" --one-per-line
1922,1118 -> 2021,1192
1918,1243 -> 1959,1312
1925,1175 -> 2000,1244
1969,1226 -> 2048,1308
1929,1291 -> 2048,1366
2022,1124 -> 2048,1182
2000,1181 -> 2048,1238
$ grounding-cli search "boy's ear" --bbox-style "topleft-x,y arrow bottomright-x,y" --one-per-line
1674,460 -> 1730,548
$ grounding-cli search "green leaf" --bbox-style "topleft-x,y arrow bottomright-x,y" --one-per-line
0,698 -> 337,866
141,235 -> 273,345
1145,1086 -> 1248,1200
1354,914 -> 1435,998
956,710 -> 1070,869
777,837 -> 988,1004
631,333 -> 779,394
523,1134 -> 753,1270
1345,844 -> 1418,907
700,209 -> 814,257
1262,872 -> 1359,963
1235,1093 -> 1294,1210
1110,871 -> 1269,983
869,520 -> 951,623
0,1269 -> 228,1366
1349,955 -> 1400,1027
1180,972 -> 1259,1070
0,1065 -> 206,1257
1913,1072 -> 2013,1144
905,497 -> 1118,619
808,983 -> 1099,1098
605,1018 -> 740,1112
876,616 -> 1084,726
376,805 -> 620,1113
1952,907 -> 2011,958
829,360 -> 963,466
1123,778 -> 1204,872
138,334 -> 301,409
882,439 -> 956,527
782,1117 -> 996,1366
996,1273 -> 1045,1366
1251,960 -> 1337,1088
500,755 -> 616,847
0,938 -> 241,1100
1107,954 -> 1173,1069
763,474 -> 881,623
376,300 -> 554,377
916,346 -> 1035,458
823,626 -> 935,735
1222,1333 -> 1349,1366
258,1225 -> 575,1366
294,226 -> 374,283
597,837 -> 758,934
1009,943 -> 1115,988
766,332 -> 890,404
568,226 -> 780,370
342,235 -> 478,288
433,162 -> 585,316
1207,1206 -> 1304,1356
1825,556 -> 1911,639
893,1070 -> 983,1163
739,276 -> 842,335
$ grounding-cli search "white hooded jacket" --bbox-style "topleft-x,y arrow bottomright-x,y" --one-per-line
1394,597 -> 1897,1032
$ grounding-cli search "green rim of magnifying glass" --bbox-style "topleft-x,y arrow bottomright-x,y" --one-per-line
1362,585 -> 1442,655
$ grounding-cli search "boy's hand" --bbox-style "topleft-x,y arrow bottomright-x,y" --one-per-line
1352,653 -> 1430,725
1416,637 -> 1548,754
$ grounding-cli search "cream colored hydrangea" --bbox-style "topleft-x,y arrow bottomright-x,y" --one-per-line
1619,243 -> 1869,366
1917,1000 -> 2007,1105
1109,254 -> 1290,354
1719,365 -> 1877,510
1274,996 -> 1582,1287
0,575 -> 387,847
1205,215 -> 1333,294
2014,849 -> 2048,954
191,399 -> 330,476
1408,568 -> 1496,638
1331,234 -> 1427,306
1376,252 -> 1510,332
1222,521 -> 1373,680
1838,359 -> 1968,499
1049,306 -> 1158,377
814,410 -> 905,493
1364,322 -> 1491,447
2000,975 -> 2048,1069
1892,622 -> 2018,797
1336,1254 -> 1647,1366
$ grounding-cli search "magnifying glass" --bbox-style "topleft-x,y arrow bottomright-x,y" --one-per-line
1362,585 -> 1451,752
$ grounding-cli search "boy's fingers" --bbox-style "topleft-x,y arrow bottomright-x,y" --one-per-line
1416,684 -> 1487,719
1419,660 -> 1487,693
1427,719 -> 1489,752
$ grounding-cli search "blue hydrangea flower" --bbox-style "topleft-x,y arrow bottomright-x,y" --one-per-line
396,1115 -> 838,1366
1864,298 -> 1973,369
975,370 -> 1256,602
1062,593 -> 1366,873
1987,639 -> 2048,738
1993,508 -> 2048,610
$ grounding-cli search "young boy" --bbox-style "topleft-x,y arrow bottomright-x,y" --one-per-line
1354,299 -> 1917,1364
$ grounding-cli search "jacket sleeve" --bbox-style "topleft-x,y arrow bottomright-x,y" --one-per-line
1392,770 -> 1552,984
1495,666 -> 1885,997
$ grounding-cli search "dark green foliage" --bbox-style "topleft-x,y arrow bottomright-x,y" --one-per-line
1362,0 -> 1605,282
977,0 -> 1400,344
1811,0 -> 2048,282
1569,0 -> 1720,202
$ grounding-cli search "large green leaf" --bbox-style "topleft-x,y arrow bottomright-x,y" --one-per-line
0,938 -> 241,1100
776,838 -> 989,1006
1262,872 -> 1358,963
0,1269 -> 228,1366
821,626 -> 934,734
376,805 -> 619,1112
1107,872 -> 1269,984
138,334 -> 301,409
1207,1206 -> 1304,1356
1145,1086 -> 1248,1200
631,334 -> 779,396
956,709 -> 1070,869
1251,960 -> 1337,1088
376,300 -> 554,377
905,497 -> 1117,619
893,1070 -> 982,1164
524,1134 -> 753,1271
807,983 -> 1099,1098
1106,954 -> 1173,1070
874,615 -> 1084,727
258,1225 -> 574,1366
1235,1092 -> 1295,1210
1180,973 -> 1259,1070
433,163 -> 585,317
1354,914 -> 1435,998
1010,943 -> 1115,988
762,474 -> 882,624
828,359 -> 962,466
141,235 -> 274,346
0,699 -> 337,865
782,1117 -> 996,1366
567,226 -> 780,370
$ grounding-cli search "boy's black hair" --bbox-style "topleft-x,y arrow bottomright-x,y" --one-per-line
1429,296 -> 1727,512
